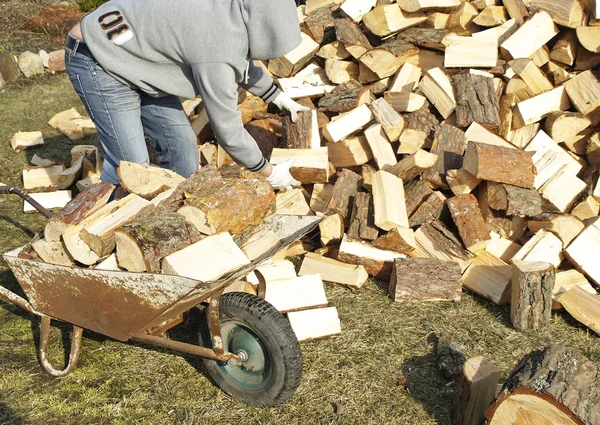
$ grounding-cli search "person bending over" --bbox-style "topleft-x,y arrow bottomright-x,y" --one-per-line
66,0 -> 307,191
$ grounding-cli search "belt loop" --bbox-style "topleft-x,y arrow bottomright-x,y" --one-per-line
73,38 -> 80,55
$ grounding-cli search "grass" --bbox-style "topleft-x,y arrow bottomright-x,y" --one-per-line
1,74 -> 600,425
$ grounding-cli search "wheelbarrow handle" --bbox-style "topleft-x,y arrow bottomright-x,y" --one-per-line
38,316 -> 83,377
0,186 -> 53,218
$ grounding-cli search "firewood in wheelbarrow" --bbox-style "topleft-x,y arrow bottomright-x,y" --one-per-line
484,344 -> 600,425
117,161 -> 186,200
44,181 -> 115,242
114,209 -> 203,273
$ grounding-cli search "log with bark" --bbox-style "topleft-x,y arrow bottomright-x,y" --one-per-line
389,257 -> 461,302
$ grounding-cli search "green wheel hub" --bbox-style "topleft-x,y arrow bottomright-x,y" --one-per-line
218,321 -> 272,391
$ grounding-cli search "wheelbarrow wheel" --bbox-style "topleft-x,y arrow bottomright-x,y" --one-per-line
199,292 -> 302,406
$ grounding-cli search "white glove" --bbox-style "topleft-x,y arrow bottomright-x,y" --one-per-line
273,92 -> 310,122
266,158 -> 301,191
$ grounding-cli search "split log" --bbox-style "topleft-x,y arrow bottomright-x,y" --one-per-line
452,71 -> 500,129
463,141 -> 535,189
444,35 -> 499,68
310,183 -> 334,214
177,205 -> 215,235
117,161 -> 185,200
268,32 -> 319,78
447,2 -> 478,33
114,210 -> 202,272
472,17 -> 517,44
485,233 -> 522,263
369,98 -> 405,142
240,229 -> 281,261
553,269 -> 594,310
327,136 -> 372,167
317,41 -> 351,60
512,86 -> 570,128
576,26 -> 600,54
558,286 -> 600,336
276,189 -> 312,215
473,5 -> 508,26
565,217 -> 600,285
500,11 -> 559,60
264,274 -> 328,313
409,191 -> 447,227
563,70 -> 600,125
31,153 -> 59,167
384,91 -> 427,113
510,58 -> 554,95
22,165 -> 65,190
326,168 -> 362,222
23,191 -> 72,214
245,119 -> 280,159
319,212 -> 344,246
44,182 -> 115,241
372,227 -> 416,254
359,37 -> 419,79
384,149 -> 437,181
527,213 -> 585,247
334,18 -> 373,59
419,67 -> 457,119
549,30 -> 578,66
486,182 -> 543,217
446,169 -> 481,196
10,131 -> 44,151
338,234 -> 404,280
363,5 -> 427,37
339,0 -> 376,22
299,252 -> 369,288
426,12 -> 450,29
364,123 -> 398,169
545,111 -> 592,144
397,0 -> 460,13
513,229 -> 563,268
94,253 -> 119,271
372,170 -> 408,230
278,67 -> 335,99
348,191 -> 379,240
571,196 -> 600,221
446,194 -> 491,252
389,62 -> 421,93
539,168 -> 587,213
270,147 -> 330,184
461,251 -> 512,304
318,80 -> 370,112
485,344 -> 600,425
79,194 -> 153,257
404,179 -> 433,217
31,238 -> 73,266
423,123 -> 466,189
389,258 -> 461,302
530,0 -> 586,28
452,357 -> 501,425
282,111 -> 316,149
322,104 -> 373,143
398,27 -> 449,51
411,218 -> 474,272
510,260 -> 554,331
162,232 -> 250,282
57,156 -> 84,190
287,307 -> 341,341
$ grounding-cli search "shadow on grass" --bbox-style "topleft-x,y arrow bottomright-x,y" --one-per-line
0,401 -> 25,425
0,215 -> 35,239
401,351 -> 455,425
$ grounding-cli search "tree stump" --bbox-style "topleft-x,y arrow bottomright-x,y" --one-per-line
485,344 -> 600,425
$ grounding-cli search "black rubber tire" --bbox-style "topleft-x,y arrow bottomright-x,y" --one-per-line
199,292 -> 303,406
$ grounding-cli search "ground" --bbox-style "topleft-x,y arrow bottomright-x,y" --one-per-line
1,4 -> 600,425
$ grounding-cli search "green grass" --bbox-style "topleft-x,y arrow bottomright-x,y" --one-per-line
1,74 -> 600,425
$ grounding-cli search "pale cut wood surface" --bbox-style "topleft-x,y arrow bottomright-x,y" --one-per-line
372,170 -> 408,230
462,251 -> 512,305
287,307 -> 341,341
264,274 -> 328,313
299,252 -> 369,288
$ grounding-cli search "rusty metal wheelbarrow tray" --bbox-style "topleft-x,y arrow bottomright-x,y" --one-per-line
1,214 -> 321,342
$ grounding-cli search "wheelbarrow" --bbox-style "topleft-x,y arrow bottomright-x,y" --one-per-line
0,185 -> 321,406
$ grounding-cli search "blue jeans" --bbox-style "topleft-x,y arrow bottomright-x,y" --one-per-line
65,38 -> 199,185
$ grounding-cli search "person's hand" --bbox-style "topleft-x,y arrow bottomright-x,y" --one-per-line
273,92 -> 310,122
266,158 -> 301,191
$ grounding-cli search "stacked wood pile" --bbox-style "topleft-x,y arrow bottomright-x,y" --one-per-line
189,0 -> 600,338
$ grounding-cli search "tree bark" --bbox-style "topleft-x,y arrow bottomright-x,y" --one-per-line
419,218 -> 475,263
409,192 -> 446,227
452,71 -> 500,130
318,80 -> 371,113
404,179 -> 434,217
347,191 -> 379,241
453,357 -> 501,425
304,6 -> 337,44
326,168 -> 363,224
487,182 -> 543,217
446,194 -> 491,252
389,258 -> 462,302
485,344 -> 600,425
423,124 -> 467,189
510,260 -> 555,331
334,18 -> 373,58
283,111 -> 314,149
115,210 -> 202,272
397,27 -> 449,51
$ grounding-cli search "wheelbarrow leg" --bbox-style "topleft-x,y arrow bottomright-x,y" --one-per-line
208,289 -> 225,357
38,316 -> 83,377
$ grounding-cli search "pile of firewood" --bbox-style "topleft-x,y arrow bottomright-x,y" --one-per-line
196,0 -> 600,339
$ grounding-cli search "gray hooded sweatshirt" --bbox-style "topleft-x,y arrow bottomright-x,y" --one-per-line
81,0 -> 301,173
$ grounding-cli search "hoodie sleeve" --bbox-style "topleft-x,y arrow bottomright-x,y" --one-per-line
239,61 -> 281,104
191,63 -> 268,173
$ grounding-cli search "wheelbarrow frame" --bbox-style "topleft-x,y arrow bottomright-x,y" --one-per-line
0,185 -> 321,377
